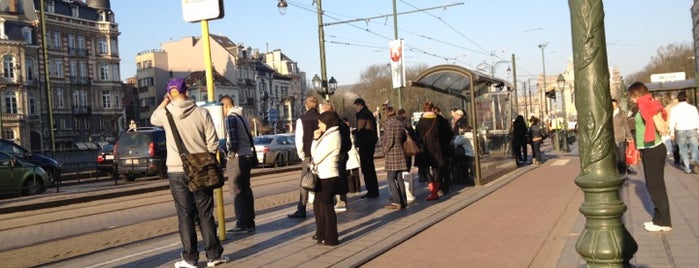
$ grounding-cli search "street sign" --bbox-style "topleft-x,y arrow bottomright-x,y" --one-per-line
181,0 -> 224,22
268,108 -> 279,124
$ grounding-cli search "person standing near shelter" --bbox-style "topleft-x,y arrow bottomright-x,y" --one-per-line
342,117 -> 362,194
312,111 -> 342,245
528,116 -> 545,165
668,92 -> 699,174
628,82 -> 672,232
150,78 -> 228,268
611,99 -> 633,175
319,100 -> 350,212
381,107 -> 408,209
220,96 -> 256,233
353,98 -> 379,199
416,101 -> 453,201
511,115 -> 528,166
288,97 -> 320,219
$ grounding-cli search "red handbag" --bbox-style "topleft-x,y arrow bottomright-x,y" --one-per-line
626,140 -> 639,165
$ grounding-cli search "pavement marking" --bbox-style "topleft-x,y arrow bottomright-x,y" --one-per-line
551,159 -> 570,166
84,242 -> 181,268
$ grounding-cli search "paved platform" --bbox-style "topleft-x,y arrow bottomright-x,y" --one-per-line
5,143 -> 699,267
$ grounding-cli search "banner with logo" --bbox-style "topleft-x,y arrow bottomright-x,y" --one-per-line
389,39 -> 406,89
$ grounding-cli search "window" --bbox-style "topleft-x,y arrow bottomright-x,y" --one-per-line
55,88 -> 64,108
21,27 -> 32,44
50,59 -> 63,77
69,60 -> 77,77
25,58 -> 34,81
29,94 -> 36,115
98,11 -> 106,22
0,17 -> 7,39
97,38 -> 107,54
99,64 -> 110,80
3,55 -> 15,79
3,128 -> 15,140
110,39 -> 118,55
46,1 -> 54,13
78,61 -> 87,78
102,90 -> 111,109
67,34 -> 75,49
114,92 -> 120,108
99,118 -> 104,130
71,6 -> 79,17
111,64 -> 119,81
51,31 -> 61,49
77,35 -> 85,49
5,91 -> 17,114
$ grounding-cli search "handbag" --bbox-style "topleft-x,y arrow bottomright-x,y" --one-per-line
232,114 -> 260,168
300,165 -> 318,192
166,109 -> 224,192
403,129 -> 421,156
626,140 -> 640,165
652,112 -> 669,136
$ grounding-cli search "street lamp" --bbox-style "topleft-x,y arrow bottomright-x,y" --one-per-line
312,74 -> 336,99
278,0 -> 332,100
557,74 -> 570,152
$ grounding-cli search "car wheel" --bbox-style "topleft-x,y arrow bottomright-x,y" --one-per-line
22,177 -> 42,196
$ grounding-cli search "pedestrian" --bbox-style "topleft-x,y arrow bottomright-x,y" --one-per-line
511,115 -> 528,166
668,92 -> 699,174
342,117 -> 362,194
381,107 -> 408,209
288,97 -> 320,219
353,98 -> 379,199
450,108 -> 468,136
415,101 -> 452,201
627,81 -> 672,232
529,116 -> 545,165
319,100 -> 350,212
220,96 -> 256,233
312,111 -> 341,245
611,99 -> 633,175
150,78 -> 228,268
398,108 -> 417,202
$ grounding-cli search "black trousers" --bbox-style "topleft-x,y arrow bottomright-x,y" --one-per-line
640,144 -> 672,227
314,177 -> 339,245
615,141 -> 628,175
226,155 -> 255,228
358,144 -> 379,197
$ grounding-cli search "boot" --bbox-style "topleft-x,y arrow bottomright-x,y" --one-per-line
425,182 -> 440,201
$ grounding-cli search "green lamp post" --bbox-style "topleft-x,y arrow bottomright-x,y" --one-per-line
569,0 -> 637,266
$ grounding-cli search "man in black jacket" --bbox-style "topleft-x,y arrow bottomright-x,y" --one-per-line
353,98 -> 379,199
288,97 -> 320,218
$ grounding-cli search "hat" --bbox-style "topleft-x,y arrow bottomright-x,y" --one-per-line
318,111 -> 339,128
167,78 -> 187,94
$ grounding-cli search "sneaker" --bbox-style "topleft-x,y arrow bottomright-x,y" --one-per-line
334,205 -> 347,212
207,256 -> 229,267
174,259 -> 197,268
227,226 -> 255,233
644,223 -> 672,232
643,221 -> 654,227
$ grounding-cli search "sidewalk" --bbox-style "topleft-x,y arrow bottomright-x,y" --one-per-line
6,143 -> 699,267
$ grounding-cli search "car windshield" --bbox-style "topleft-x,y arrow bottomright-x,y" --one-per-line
102,144 -> 114,152
254,137 -> 273,145
118,133 -> 152,147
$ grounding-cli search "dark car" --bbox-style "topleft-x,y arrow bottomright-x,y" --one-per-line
96,143 -> 115,175
0,139 -> 61,184
0,152 -> 51,196
113,127 -> 167,181
254,134 -> 300,167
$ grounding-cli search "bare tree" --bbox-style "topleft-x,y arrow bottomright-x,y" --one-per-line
625,42 -> 695,83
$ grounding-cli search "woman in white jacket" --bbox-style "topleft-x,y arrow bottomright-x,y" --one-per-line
311,111 -> 341,246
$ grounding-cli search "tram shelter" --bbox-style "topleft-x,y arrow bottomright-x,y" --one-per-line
410,64 -> 516,186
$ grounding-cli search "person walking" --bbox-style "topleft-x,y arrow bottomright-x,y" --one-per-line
611,99 -> 633,175
311,111 -> 342,245
381,107 -> 408,209
529,116 -> 545,165
415,101 -> 452,201
288,97 -> 320,219
150,78 -> 228,268
668,92 -> 699,174
511,115 -> 528,166
220,96 -> 256,233
353,98 -> 379,199
628,82 -> 672,232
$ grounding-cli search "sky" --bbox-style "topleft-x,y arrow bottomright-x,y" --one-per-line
112,0 -> 694,88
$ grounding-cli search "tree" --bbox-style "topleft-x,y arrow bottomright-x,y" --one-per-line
625,43 -> 695,83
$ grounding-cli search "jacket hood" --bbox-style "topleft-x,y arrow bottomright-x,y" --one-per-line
169,100 -> 197,119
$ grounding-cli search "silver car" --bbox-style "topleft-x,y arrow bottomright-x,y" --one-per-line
253,134 -> 300,167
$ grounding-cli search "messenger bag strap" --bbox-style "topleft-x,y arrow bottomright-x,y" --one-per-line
165,108 -> 188,156
232,113 -> 257,156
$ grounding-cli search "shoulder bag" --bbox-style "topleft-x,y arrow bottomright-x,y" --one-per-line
166,109 -> 224,192
403,128 -> 421,156
232,114 -> 259,168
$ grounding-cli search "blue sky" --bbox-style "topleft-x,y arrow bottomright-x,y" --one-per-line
113,0 -> 693,86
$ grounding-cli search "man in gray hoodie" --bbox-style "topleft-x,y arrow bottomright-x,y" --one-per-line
150,78 -> 227,268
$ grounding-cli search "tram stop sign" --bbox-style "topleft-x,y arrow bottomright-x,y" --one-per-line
181,0 -> 224,22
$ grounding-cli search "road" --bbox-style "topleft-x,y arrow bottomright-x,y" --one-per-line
0,167 -> 305,267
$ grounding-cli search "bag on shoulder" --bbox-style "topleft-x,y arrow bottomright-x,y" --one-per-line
652,112 -> 669,136
403,129 -> 422,156
181,152 -> 224,192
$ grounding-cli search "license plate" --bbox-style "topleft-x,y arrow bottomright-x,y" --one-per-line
105,155 -> 114,160
125,159 -> 138,165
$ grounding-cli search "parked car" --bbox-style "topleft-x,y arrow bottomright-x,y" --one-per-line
0,139 -> 61,184
253,134 -> 300,167
0,152 -> 51,196
96,143 -> 115,175
113,127 -> 167,181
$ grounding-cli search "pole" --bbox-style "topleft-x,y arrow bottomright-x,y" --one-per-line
39,0 -> 55,153
200,20 -> 226,241
539,43 -> 548,118
511,53 -> 517,116
569,0 -> 637,265
316,0 -> 329,100
393,0 -> 402,109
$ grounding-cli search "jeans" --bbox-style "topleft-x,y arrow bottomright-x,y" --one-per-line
226,154 -> 255,228
294,157 -> 312,213
386,171 -> 407,206
675,129 -> 699,172
168,172 -> 223,263
531,140 -> 543,162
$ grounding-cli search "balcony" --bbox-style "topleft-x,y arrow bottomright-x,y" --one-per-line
2,114 -> 25,122
71,105 -> 91,115
69,76 -> 90,85
68,47 -> 89,57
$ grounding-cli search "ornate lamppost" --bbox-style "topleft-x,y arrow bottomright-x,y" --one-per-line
312,74 -> 336,100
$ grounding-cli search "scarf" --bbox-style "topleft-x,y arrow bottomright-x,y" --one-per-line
636,93 -> 666,142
